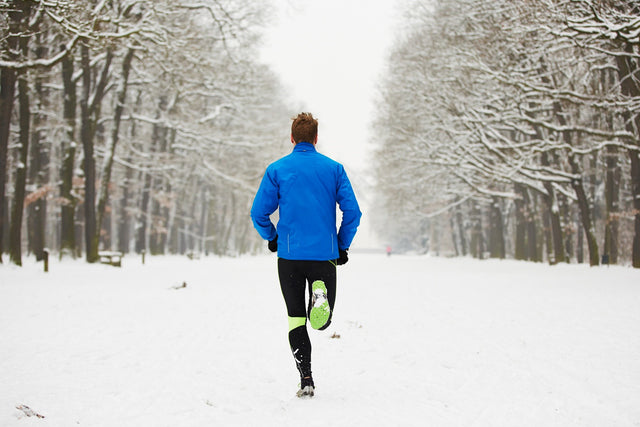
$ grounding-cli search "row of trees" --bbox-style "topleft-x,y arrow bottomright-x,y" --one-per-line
372,0 -> 640,267
1,0 -> 290,265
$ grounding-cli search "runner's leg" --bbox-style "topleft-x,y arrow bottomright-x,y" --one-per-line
306,260 -> 337,330
278,258 -> 312,379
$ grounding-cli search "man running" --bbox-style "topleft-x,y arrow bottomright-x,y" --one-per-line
250,112 -> 362,398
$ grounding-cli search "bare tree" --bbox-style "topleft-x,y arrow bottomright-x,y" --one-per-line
372,0 -> 639,266
1,0 -> 291,265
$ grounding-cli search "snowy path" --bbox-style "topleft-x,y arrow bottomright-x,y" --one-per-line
1,254 -> 639,426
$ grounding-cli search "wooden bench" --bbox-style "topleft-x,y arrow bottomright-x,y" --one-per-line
99,251 -> 123,267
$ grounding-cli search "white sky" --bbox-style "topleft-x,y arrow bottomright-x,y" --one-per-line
259,0 -> 402,174
258,0 -> 403,248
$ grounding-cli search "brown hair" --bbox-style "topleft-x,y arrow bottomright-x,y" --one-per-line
291,112 -> 318,144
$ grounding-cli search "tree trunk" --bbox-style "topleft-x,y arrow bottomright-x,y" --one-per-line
469,201 -> 484,259
514,185 -> 527,260
221,192 -> 236,255
629,153 -> 640,267
540,151 -> 566,264
148,97 -> 169,255
149,185 -> 165,256
135,170 -> 152,254
449,211 -> 460,256
0,34 -> 20,263
541,207 -> 552,263
569,172 -> 599,266
96,48 -> 134,241
9,45 -> 31,265
576,211 -> 584,264
118,91 -> 142,254
79,42 -> 113,262
603,134 -> 620,266
526,70 -> 563,264
60,49 -> 77,258
4,1 -> 33,264
27,39 -> 48,261
615,42 -> 640,268
148,173 -> 163,255
489,196 -> 505,259
165,183 -> 179,254
552,90 -> 599,265
80,44 -> 98,263
541,185 -> 566,264
528,96 -> 564,264
118,157 -> 133,254
455,200 -> 467,256
523,188 -> 540,262
163,130 -> 178,255
559,194 -> 572,263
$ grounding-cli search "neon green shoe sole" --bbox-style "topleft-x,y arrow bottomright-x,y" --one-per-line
309,280 -> 330,330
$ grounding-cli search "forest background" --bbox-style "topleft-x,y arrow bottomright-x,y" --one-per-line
1,0 -> 640,268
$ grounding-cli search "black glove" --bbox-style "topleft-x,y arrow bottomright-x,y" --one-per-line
268,235 -> 278,252
336,248 -> 349,265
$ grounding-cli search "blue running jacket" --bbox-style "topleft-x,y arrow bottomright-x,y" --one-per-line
251,142 -> 362,261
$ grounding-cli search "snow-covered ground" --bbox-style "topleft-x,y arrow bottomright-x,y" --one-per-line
1,254 -> 639,426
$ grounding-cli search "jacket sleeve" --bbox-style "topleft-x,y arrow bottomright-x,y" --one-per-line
336,166 -> 362,250
250,167 -> 278,241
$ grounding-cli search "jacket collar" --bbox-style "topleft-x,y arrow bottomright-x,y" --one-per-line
293,142 -> 316,153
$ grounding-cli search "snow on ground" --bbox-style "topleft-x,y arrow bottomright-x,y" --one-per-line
1,254 -> 639,427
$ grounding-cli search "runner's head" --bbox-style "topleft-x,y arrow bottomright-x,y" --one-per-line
291,112 -> 318,145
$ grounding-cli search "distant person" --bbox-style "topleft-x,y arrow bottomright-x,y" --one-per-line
386,245 -> 392,257
250,112 -> 362,398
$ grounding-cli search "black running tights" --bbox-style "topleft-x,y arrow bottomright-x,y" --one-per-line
277,258 -> 337,378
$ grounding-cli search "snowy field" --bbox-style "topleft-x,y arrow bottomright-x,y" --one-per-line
1,253 -> 639,427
